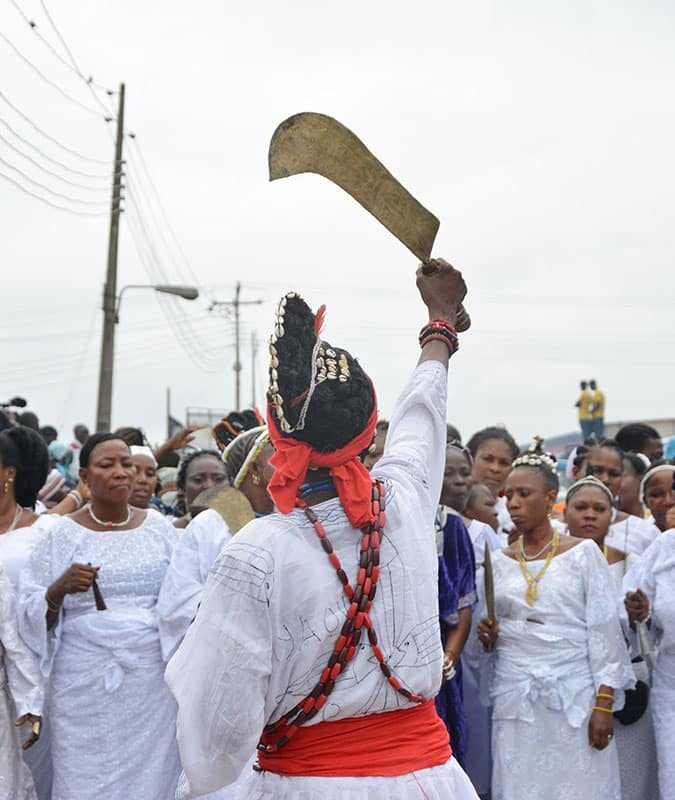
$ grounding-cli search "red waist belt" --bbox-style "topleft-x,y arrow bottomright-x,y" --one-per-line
256,699 -> 451,777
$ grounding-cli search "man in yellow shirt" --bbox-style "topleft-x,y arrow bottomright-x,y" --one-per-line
590,379 -> 605,437
575,380 -> 593,439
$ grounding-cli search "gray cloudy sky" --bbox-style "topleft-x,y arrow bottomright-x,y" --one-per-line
2,0 -> 673,445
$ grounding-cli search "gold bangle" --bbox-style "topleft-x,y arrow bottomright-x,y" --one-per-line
596,693 -> 614,702
593,705 -> 613,714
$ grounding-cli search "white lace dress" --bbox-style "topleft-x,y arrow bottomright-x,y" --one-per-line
623,529 -> 675,800
606,514 -> 658,556
158,508 -> 233,661
0,515 -> 56,800
484,539 -> 634,800
166,361 -> 480,800
0,562 -> 43,800
16,511 -> 181,800
606,557 -> 659,800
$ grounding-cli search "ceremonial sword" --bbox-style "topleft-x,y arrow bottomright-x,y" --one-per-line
268,112 -> 471,332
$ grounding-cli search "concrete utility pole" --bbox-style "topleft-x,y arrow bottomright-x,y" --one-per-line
250,330 -> 258,407
95,83 -> 125,432
209,282 -> 263,409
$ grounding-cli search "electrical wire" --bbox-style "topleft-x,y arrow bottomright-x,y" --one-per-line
0,30 -> 108,119
35,0 -> 118,118
0,154 -> 109,205
0,116 -> 110,179
0,131 -> 110,191
8,0 -> 115,97
0,91 -> 109,164
0,169 -> 109,215
126,137 -> 202,288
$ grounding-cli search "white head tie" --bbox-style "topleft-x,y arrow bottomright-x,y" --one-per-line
130,445 -> 157,466
640,463 -> 675,503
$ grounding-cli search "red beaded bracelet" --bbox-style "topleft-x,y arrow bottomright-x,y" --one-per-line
419,318 -> 459,355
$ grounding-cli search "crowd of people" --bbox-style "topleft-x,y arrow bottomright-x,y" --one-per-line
0,261 -> 673,800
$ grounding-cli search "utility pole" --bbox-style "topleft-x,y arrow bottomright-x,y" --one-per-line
251,330 -> 258,407
95,82 -> 125,432
209,282 -> 263,409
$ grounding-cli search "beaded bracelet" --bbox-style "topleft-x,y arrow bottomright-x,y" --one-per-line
419,318 -> 459,355
67,490 -> 83,510
592,705 -> 614,714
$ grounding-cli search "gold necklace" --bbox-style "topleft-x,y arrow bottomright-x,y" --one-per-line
517,529 -> 560,606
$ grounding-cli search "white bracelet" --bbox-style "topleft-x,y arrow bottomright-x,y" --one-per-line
68,490 -> 83,509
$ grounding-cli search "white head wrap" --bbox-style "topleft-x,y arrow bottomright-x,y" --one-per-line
640,463 -> 675,503
566,475 -> 614,506
130,445 -> 158,466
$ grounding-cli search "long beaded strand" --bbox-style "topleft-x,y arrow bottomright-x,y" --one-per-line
256,480 -> 423,758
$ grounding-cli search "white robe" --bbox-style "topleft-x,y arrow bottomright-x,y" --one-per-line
0,562 -> 43,800
623,529 -> 675,800
17,510 -> 181,800
606,556 -> 659,800
0,516 -> 56,800
158,508 -> 233,661
166,361 -> 479,800
484,539 -> 635,800
606,513 -> 659,555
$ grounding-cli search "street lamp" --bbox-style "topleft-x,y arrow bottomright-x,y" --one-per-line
115,284 -> 199,323
96,283 -> 200,431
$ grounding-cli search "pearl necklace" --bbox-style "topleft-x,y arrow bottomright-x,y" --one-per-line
518,532 -> 556,561
86,503 -> 133,528
0,504 -> 22,534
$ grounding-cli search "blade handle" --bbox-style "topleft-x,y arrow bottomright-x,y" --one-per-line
421,261 -> 471,332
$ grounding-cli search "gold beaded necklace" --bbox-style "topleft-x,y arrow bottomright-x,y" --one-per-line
516,529 -> 560,606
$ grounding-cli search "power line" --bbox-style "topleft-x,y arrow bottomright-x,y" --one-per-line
0,91 -> 109,164
126,137 -> 202,288
0,169 -> 108,215
36,0 -> 118,118
0,155 -> 109,205
0,30 -> 109,119
8,0 -> 116,99
0,131 -> 110,191
0,116 -> 110,179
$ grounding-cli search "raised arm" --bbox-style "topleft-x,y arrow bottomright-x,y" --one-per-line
374,259 -> 467,506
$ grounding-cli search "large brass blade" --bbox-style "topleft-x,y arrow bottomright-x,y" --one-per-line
269,112 -> 470,331
483,542 -> 496,652
269,112 -> 438,262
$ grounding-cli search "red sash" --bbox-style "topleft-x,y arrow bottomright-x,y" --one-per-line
257,700 -> 451,777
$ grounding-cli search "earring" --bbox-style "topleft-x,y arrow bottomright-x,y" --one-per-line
252,473 -> 261,486
4,478 -> 12,494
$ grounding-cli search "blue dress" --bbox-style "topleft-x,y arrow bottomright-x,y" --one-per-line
434,508 -> 476,768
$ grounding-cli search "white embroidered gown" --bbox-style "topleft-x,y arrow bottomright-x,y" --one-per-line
166,361 -> 480,800
623,529 -> 675,800
484,539 -> 634,800
0,561 -> 43,800
16,510 -> 181,800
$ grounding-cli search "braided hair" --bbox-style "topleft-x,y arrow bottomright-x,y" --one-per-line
511,441 -> 559,493
267,293 -> 375,452
223,427 -> 269,485
0,426 -> 49,508
177,449 -> 222,491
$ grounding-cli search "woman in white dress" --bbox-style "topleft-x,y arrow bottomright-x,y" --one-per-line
585,440 -> 657,554
624,462 -> 675,800
466,427 -> 519,545
17,433 -> 180,800
167,261 -> 480,799
159,426 -> 274,661
0,560 -> 43,800
565,475 -> 658,800
0,426 -> 55,800
128,445 -> 159,510
477,451 -> 634,800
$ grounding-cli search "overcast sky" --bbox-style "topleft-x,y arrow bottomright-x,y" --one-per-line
2,0 -> 673,446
